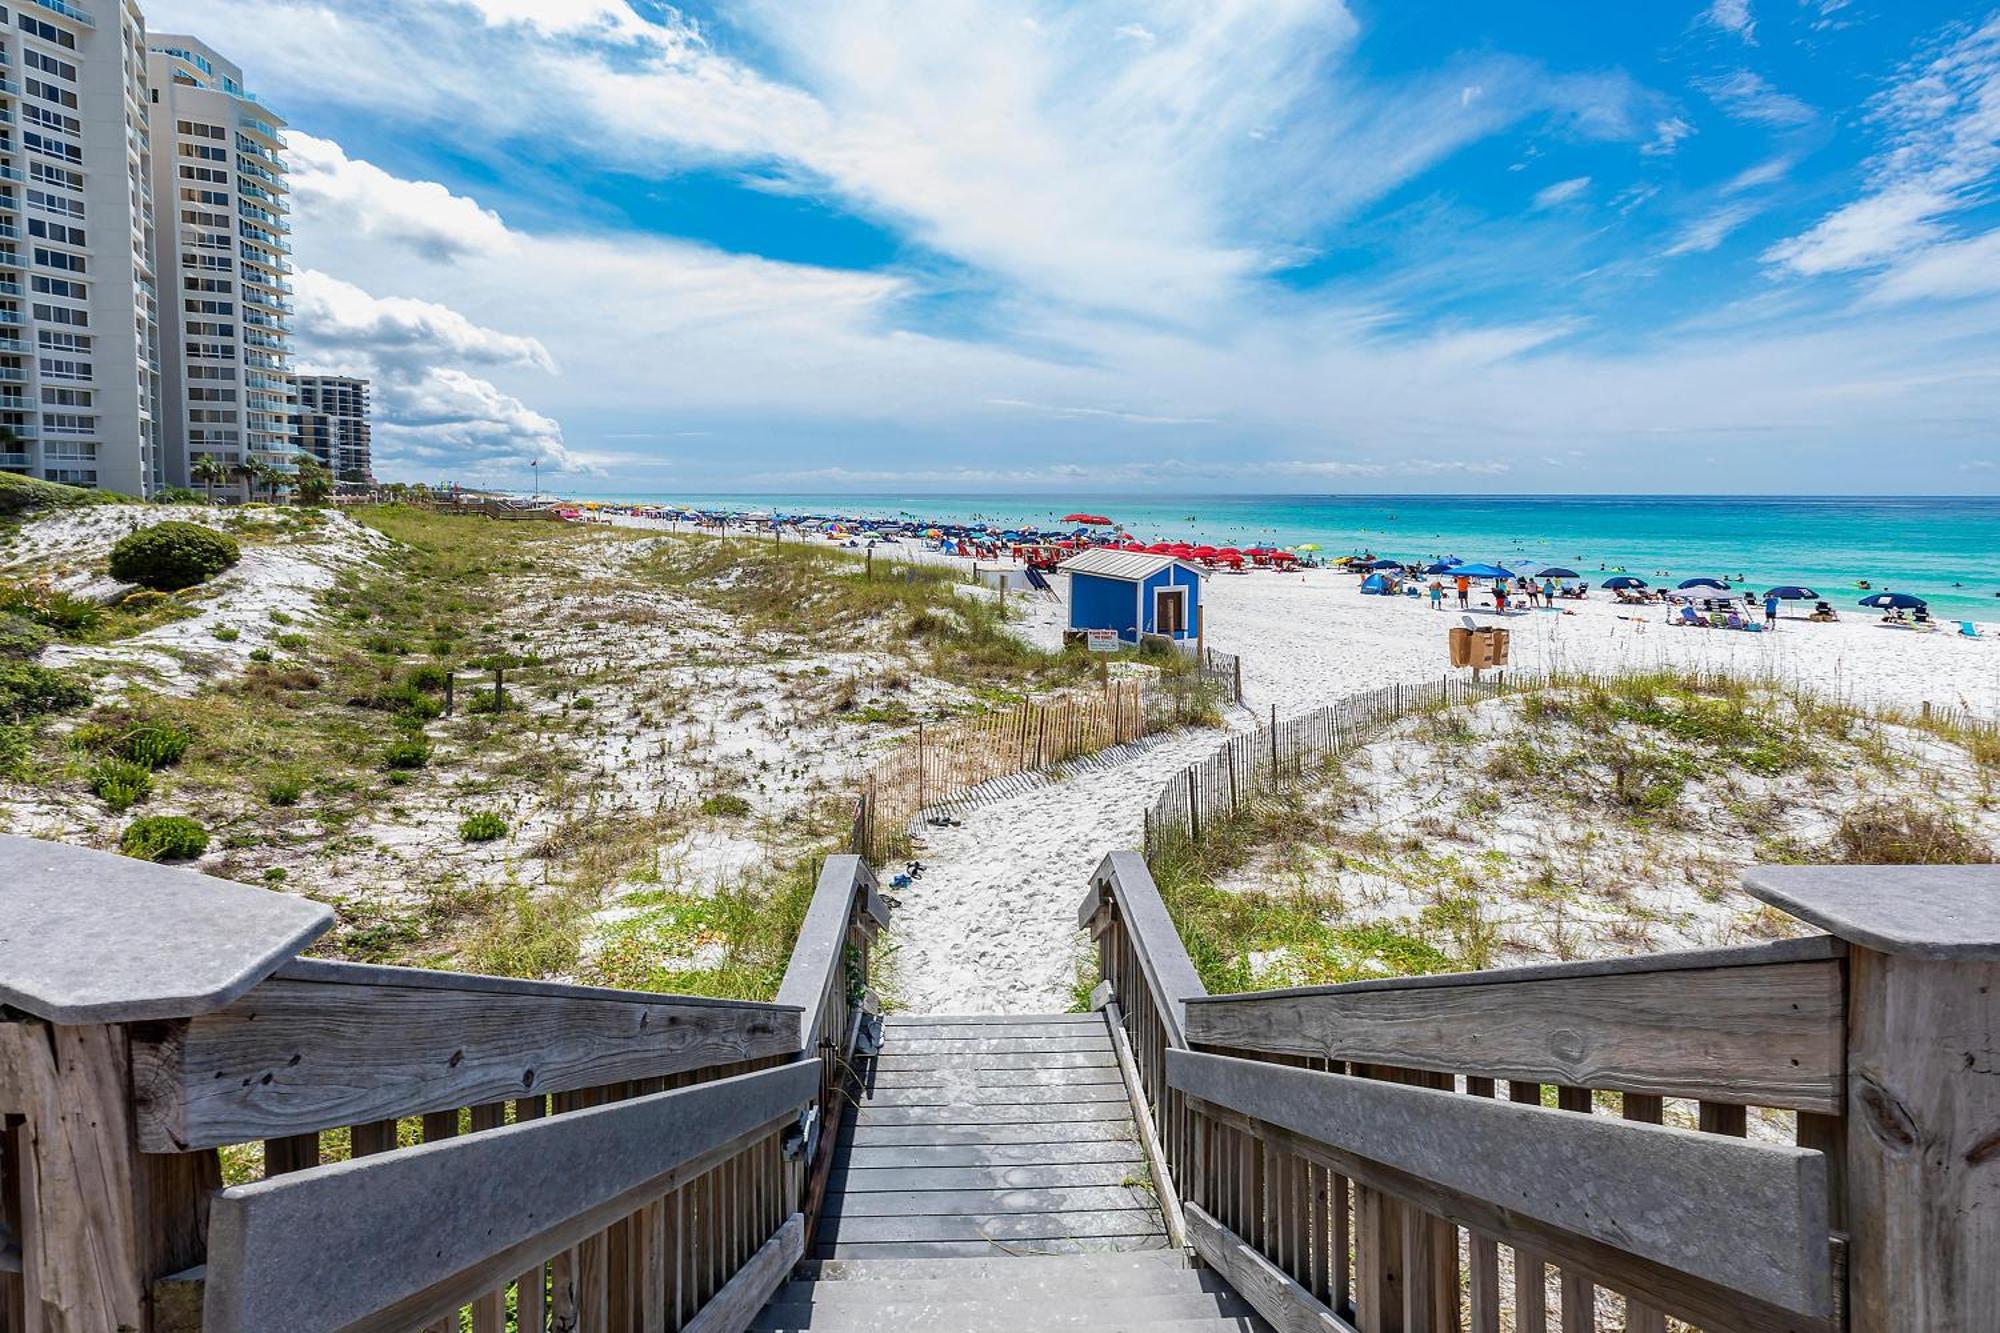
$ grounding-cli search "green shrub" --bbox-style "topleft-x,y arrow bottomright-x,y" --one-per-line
120,815 -> 208,861
465,688 -> 507,714
106,522 -> 240,591
0,613 -> 49,660
0,663 -> 89,722
362,633 -> 411,655
275,633 -> 308,649
269,610 -> 292,625
117,589 -> 170,615
150,486 -> 207,505
117,724 -> 191,769
383,736 -> 431,770
210,625 -> 240,642
700,793 -> 753,818
459,811 -> 508,842
405,664 -> 450,691
0,582 -> 101,635
265,774 -> 305,806
376,681 -> 443,720
90,758 -> 153,812
248,647 -> 273,663
0,723 -> 32,780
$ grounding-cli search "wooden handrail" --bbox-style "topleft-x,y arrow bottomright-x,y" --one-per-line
0,840 -> 890,1333
1171,1050 -> 1833,1321
1182,936 -> 1846,1112
203,1062 -> 817,1332
1078,850 -> 1205,1049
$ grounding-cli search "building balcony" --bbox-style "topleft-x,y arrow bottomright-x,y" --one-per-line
26,0 -> 94,29
0,165 -> 24,184
0,310 -> 23,326
0,368 -> 26,383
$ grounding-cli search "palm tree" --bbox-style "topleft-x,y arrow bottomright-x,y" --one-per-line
191,454 -> 227,504
229,459 -> 257,504
290,452 -> 331,506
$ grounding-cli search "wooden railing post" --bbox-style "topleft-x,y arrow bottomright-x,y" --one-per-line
1746,864 -> 2000,1332
0,835 -> 332,1333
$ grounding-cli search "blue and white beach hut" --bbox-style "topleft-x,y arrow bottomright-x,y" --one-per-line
1057,549 -> 1205,646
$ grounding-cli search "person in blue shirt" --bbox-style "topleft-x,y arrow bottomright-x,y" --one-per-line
1764,592 -> 1780,629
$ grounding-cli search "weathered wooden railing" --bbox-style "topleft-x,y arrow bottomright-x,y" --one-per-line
0,834 -> 885,1332
1081,851 -> 2000,1332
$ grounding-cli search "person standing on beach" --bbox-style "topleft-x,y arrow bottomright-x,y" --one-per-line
1455,573 -> 1471,609
1493,580 -> 1509,615
1430,579 -> 1445,611
1765,591 -> 1780,630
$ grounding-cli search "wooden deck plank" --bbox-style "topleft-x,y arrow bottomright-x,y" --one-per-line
823,1185 -> 1161,1217
847,1120 -> 1140,1148
843,1141 -> 1145,1169
868,1067 -> 1126,1089
830,1163 -> 1151,1192
868,1080 -> 1136,1096
871,1051 -> 1120,1070
849,1101 -> 1136,1126
815,1210 -> 1165,1243
812,1236 -> 1173,1261
878,1037 -> 1114,1055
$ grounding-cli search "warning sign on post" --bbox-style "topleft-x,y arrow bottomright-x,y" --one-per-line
1086,629 -> 1121,653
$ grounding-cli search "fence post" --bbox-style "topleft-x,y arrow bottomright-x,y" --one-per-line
443,669 -> 454,717
1744,865 -> 2000,1330
1234,655 -> 1243,705
493,665 -> 506,712
1186,769 -> 1200,844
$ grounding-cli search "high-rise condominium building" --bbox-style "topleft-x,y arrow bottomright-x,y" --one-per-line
293,373 -> 371,483
145,34 -> 291,495
0,0 -> 162,495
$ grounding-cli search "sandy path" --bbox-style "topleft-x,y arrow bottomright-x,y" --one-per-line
882,723 -> 1244,1014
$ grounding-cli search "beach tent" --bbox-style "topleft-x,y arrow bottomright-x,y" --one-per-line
1360,573 -> 1393,594
1057,548 -> 1205,645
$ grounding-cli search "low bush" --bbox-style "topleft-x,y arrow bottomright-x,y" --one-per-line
264,774 -> 305,806
275,633 -> 309,649
248,647 -> 273,663
0,723 -> 29,780
405,664 -> 450,692
375,681 -> 443,720
0,582 -> 102,635
383,736 -> 431,770
1835,800 -> 1992,865
0,613 -> 49,660
106,522 -> 240,591
116,723 -> 191,769
0,663 -> 89,722
465,688 -> 507,714
210,625 -> 240,642
459,811 -> 508,842
700,793 -> 753,818
120,815 -> 208,862
362,633 -> 412,656
89,758 -> 153,812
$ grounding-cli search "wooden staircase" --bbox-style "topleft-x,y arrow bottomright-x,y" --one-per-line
754,1012 -> 1267,1330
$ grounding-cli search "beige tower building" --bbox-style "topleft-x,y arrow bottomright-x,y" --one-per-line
0,0 -> 162,495
145,33 -> 292,495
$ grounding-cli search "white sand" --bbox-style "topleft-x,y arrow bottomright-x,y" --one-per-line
879,558 -> 2000,1013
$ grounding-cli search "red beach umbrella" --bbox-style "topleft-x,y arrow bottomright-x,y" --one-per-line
1062,513 -> 1114,525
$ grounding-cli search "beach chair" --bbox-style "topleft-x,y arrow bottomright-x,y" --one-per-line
1675,606 -> 1702,627
1960,621 -> 1981,639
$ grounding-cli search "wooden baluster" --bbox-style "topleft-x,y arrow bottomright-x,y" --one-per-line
513,1096 -> 548,1333
1507,1081 -> 1546,1333
468,1103 -> 509,1333
419,1111 -> 460,1333
1355,1181 -> 1404,1333
261,1130 -> 318,1176
1614,1094 -> 1669,1333
349,1118 -> 397,1158
1551,1086 -> 1596,1332
1331,1168 -> 1351,1320
547,1094 -> 581,1333
1465,1078 -> 1500,1333
1698,1101 -> 1748,1137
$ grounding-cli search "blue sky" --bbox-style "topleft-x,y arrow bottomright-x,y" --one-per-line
147,0 -> 2000,493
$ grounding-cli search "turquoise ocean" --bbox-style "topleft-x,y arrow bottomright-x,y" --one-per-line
585,493 -> 2000,620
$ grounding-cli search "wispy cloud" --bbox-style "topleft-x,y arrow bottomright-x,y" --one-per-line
1664,203 -> 1761,256
1766,13 -> 2000,288
1694,70 -> 1816,126
1532,176 -> 1592,209
1641,116 -> 1695,156
1705,0 -> 1758,45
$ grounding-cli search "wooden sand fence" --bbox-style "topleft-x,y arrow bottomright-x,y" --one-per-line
854,671 -> 1233,862
1142,665 -> 2000,863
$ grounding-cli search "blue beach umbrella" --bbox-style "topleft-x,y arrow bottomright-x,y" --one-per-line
1536,567 -> 1581,580
1765,586 -> 1820,600
1601,575 -> 1649,590
1678,577 -> 1731,591
1448,562 -> 1515,579
1363,558 -> 1404,570
1859,592 -> 1927,609
1423,560 -> 1461,575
